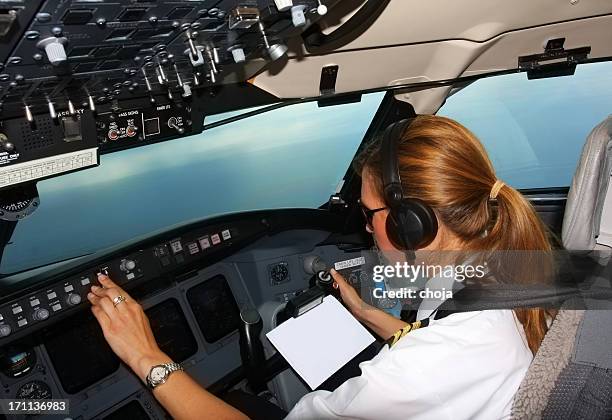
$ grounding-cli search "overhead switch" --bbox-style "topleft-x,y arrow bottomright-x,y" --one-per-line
274,0 -> 293,12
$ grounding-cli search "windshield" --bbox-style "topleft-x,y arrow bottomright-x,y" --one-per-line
3,93 -> 385,274
438,61 -> 612,189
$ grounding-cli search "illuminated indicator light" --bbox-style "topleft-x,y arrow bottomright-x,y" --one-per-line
170,240 -> 183,254
211,234 -> 221,245
198,236 -> 211,249
188,242 -> 199,255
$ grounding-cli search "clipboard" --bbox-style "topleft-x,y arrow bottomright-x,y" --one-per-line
266,295 -> 375,389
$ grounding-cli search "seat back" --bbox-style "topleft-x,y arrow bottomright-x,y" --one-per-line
512,116 -> 612,419
562,116 -> 612,252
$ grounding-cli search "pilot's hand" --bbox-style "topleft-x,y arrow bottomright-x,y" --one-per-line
88,274 -> 171,382
331,269 -> 371,320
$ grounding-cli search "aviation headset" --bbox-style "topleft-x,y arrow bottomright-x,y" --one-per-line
380,119 -> 438,250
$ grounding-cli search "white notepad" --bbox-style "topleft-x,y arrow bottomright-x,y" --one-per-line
266,295 -> 375,389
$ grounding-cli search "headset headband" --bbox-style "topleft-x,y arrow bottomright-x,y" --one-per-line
381,119 -> 413,205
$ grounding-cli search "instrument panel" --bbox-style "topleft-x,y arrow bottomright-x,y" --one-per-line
0,0 -> 339,191
0,0 -> 332,112
0,216 -> 256,343
0,209 -> 361,419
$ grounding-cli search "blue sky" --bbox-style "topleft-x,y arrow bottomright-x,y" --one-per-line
439,61 -> 612,189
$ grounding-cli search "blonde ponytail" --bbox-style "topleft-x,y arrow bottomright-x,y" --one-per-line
358,115 -> 553,354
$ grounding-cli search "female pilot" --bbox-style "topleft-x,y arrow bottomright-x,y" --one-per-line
88,115 -> 551,419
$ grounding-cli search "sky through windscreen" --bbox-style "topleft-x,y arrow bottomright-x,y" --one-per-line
2,93 -> 385,274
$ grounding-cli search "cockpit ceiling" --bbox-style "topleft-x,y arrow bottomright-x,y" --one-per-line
250,0 -> 612,112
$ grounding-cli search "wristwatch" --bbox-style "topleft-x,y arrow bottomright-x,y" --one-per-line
146,362 -> 183,390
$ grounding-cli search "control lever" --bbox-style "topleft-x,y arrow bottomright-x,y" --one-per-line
238,306 -> 267,393
185,31 -> 205,67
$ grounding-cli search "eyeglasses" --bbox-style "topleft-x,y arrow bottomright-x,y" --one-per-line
358,199 -> 387,228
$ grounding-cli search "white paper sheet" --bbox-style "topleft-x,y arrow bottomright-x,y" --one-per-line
266,295 -> 375,389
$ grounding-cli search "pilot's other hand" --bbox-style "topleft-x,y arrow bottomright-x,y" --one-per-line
331,269 -> 371,320
88,274 -> 171,382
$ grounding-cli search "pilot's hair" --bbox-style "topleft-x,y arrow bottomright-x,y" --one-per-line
355,115 -> 553,354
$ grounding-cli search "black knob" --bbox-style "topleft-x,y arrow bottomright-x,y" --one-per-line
32,308 -> 50,321
239,306 -> 266,393
120,259 -> 136,272
66,293 -> 81,306
0,324 -> 11,338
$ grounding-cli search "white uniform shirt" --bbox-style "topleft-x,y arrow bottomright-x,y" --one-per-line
285,308 -> 533,419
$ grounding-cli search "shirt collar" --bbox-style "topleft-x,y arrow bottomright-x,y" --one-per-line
416,275 -> 464,321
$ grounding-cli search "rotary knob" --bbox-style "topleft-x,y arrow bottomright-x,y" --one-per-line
0,324 -> 11,338
66,293 -> 82,307
108,129 -> 119,141
36,37 -> 68,66
120,259 -> 136,272
32,308 -> 50,321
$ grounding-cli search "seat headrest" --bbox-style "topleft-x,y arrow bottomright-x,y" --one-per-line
562,115 -> 612,251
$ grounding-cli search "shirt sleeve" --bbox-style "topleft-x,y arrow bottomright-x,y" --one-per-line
283,311 -> 531,420
284,346 -> 450,420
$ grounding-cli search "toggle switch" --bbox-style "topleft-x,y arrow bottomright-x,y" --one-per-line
142,67 -> 153,92
88,95 -> 96,113
67,100 -> 75,116
317,0 -> 328,15
48,100 -> 57,120
168,117 -> 185,134
24,105 -> 33,124
274,0 -> 293,12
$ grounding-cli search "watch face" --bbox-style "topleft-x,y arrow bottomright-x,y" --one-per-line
150,366 -> 167,383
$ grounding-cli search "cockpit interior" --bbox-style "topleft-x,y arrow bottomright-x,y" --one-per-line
0,1 -> 611,419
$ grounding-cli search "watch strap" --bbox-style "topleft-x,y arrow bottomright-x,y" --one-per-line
146,362 -> 184,390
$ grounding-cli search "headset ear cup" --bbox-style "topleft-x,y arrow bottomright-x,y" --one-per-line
385,210 -> 407,249
385,200 -> 438,250
411,200 -> 438,248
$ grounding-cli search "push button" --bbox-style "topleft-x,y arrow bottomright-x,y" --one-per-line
64,285 -> 74,293
47,292 -> 57,300
12,306 -> 22,315
17,318 -> 28,327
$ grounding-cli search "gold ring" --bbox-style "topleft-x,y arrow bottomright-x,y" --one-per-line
112,295 -> 127,307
